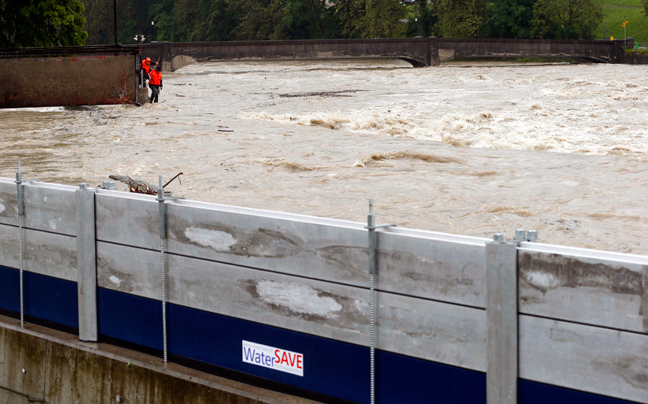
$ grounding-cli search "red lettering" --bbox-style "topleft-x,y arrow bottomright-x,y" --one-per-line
288,353 -> 296,367
275,350 -> 280,363
281,352 -> 289,365
297,355 -> 303,369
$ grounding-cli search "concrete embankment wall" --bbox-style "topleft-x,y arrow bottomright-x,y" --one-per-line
0,53 -> 138,108
0,177 -> 647,403
0,315 -> 315,404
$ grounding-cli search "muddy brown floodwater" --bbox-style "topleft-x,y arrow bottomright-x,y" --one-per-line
1,60 -> 647,255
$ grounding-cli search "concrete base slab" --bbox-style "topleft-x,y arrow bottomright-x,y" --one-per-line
0,315 -> 320,404
0,387 -> 34,403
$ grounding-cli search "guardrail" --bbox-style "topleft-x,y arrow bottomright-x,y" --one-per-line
0,171 -> 646,404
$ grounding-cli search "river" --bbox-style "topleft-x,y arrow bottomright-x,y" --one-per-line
1,59 -> 647,255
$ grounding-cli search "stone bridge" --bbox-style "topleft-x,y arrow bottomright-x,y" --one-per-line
0,38 -> 627,108
143,38 -> 626,70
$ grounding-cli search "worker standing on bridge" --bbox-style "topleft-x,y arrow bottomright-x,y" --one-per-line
140,57 -> 151,88
149,64 -> 163,103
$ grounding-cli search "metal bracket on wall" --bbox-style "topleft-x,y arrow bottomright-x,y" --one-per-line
507,229 -> 539,246
364,199 -> 396,404
14,162 -> 39,326
157,176 -> 184,363
486,233 -> 519,404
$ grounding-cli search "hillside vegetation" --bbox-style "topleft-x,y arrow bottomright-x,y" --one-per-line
599,0 -> 648,43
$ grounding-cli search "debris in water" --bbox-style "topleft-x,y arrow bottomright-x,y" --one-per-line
108,172 -> 183,195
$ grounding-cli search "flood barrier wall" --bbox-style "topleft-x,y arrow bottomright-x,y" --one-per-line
0,177 -> 646,403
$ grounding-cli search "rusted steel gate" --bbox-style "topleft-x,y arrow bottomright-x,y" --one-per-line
0,45 -> 140,108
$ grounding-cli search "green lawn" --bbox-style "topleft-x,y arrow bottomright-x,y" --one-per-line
598,0 -> 648,44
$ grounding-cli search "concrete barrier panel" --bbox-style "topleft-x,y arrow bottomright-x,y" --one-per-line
520,315 -> 648,403
96,241 -> 487,371
0,225 -> 76,281
519,246 -> 648,333
95,193 -> 487,307
0,179 -> 78,235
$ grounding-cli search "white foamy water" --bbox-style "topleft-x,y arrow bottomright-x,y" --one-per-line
1,60 -> 647,254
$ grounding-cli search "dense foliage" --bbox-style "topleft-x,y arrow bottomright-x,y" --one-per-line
85,0 -> 608,44
0,0 -> 88,47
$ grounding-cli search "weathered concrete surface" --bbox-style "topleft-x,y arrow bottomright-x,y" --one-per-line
0,55 -> 136,108
0,315 -> 321,404
94,192 -> 487,308
437,38 -> 622,63
518,248 -> 648,333
144,38 -> 434,68
143,38 -> 621,71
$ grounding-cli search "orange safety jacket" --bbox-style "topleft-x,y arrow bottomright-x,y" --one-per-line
149,69 -> 162,86
141,60 -> 151,74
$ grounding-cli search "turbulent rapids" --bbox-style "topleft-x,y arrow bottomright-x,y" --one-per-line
1,59 -> 647,254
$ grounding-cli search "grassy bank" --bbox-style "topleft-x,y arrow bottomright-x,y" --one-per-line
598,0 -> 648,44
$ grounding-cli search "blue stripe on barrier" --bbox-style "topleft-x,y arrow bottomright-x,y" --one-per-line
98,287 -> 163,350
520,379 -> 638,404
0,274 -> 635,404
98,287 -> 486,403
0,265 -> 20,313
97,288 -> 638,404
0,265 -> 78,329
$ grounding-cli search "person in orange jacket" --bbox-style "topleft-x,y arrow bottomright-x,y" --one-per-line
139,57 -> 151,88
149,64 -> 163,103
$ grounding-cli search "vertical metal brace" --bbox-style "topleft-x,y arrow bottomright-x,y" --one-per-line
15,162 -> 24,326
364,200 -> 396,404
14,162 -> 39,327
157,176 -> 184,363
486,233 -> 519,404
76,183 -> 98,342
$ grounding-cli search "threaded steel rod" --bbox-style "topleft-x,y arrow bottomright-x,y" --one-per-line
367,199 -> 376,404
159,175 -> 168,363
19,215 -> 24,326
161,238 -> 167,363
370,272 -> 376,404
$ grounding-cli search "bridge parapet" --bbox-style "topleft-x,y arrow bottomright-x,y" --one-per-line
144,38 -> 623,70
438,38 -> 623,63
145,38 -> 432,69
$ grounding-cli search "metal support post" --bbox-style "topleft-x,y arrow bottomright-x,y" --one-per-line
77,183 -> 98,342
14,163 -> 40,326
486,233 -> 518,404
157,176 -> 184,363
15,162 -> 24,326
365,200 -> 396,404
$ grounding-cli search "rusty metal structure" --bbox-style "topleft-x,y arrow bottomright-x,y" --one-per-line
0,45 -> 140,108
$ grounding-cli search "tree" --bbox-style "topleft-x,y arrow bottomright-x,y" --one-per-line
189,0 -> 242,41
337,0 -> 367,38
0,0 -> 87,47
365,0 -> 406,38
281,0 -> 330,39
409,0 -> 437,38
532,0 -> 603,39
483,0 -> 537,38
234,0 -> 287,39
436,0 -> 487,38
